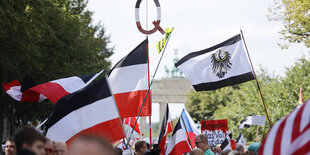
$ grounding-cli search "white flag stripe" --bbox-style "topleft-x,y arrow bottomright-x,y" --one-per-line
6,85 -> 22,101
178,40 -> 252,85
46,96 -> 119,142
287,128 -> 310,154
108,64 -> 148,94
52,76 -> 86,93
184,110 -> 201,134
301,101 -> 310,132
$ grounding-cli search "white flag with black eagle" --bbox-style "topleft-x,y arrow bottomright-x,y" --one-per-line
175,34 -> 255,91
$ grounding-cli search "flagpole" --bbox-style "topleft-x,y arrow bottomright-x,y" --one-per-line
105,76 -> 132,150
128,29 -> 174,144
146,37 -> 153,150
180,115 -> 193,150
85,69 -> 104,85
240,30 -> 272,128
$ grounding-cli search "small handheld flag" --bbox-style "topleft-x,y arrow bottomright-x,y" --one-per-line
156,28 -> 174,54
158,104 -> 173,155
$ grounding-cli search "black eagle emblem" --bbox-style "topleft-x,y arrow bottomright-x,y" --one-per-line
211,49 -> 232,78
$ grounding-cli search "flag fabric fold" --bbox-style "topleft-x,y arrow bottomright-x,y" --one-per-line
239,116 -> 253,130
180,109 -> 201,148
2,72 -> 101,103
165,119 -> 191,155
175,34 -> 255,91
124,117 -> 141,135
45,77 -> 125,144
258,99 -> 310,155
108,39 -> 151,118
158,104 -> 173,155
156,28 -> 174,54
237,132 -> 246,146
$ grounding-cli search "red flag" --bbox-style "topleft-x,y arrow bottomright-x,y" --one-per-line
124,117 -> 141,134
158,104 -> 173,155
258,99 -> 310,155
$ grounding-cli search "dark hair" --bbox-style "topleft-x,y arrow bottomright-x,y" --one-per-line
114,148 -> 123,155
6,137 -> 15,143
14,127 -> 46,153
134,141 -> 146,152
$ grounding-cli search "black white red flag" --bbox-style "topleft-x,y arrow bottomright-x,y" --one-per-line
165,119 -> 191,155
158,104 -> 173,155
175,34 -> 255,91
45,77 -> 125,144
2,72 -> 101,103
258,99 -> 310,155
108,39 -> 151,118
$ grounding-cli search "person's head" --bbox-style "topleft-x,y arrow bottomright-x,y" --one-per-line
54,141 -> 67,155
221,149 -> 231,155
113,148 -> 123,155
228,150 -> 240,155
5,137 -> 17,155
248,142 -> 261,155
190,148 -> 204,155
68,135 -> 114,155
235,144 -> 244,152
14,127 -> 46,155
195,134 -> 208,151
134,141 -> 147,155
44,139 -> 54,155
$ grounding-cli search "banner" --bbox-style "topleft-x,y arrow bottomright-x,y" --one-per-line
200,119 -> 228,146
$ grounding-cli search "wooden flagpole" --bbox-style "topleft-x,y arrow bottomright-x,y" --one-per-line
240,30 -> 272,128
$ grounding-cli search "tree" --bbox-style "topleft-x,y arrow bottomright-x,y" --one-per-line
0,0 -> 113,140
268,0 -> 310,48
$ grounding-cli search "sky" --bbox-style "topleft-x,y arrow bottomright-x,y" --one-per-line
87,0 -> 309,122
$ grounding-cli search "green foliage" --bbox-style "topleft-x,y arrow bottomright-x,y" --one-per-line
268,0 -> 310,48
186,56 -> 310,143
0,0 -> 113,135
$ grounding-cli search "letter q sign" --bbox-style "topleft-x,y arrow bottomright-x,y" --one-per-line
135,0 -> 165,35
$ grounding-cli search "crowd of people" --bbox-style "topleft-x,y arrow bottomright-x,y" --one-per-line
1,127 -> 261,155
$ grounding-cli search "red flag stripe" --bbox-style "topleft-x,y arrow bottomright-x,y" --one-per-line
114,90 -> 151,119
66,118 -> 125,145
167,141 -> 191,155
23,82 -> 69,103
2,80 -> 21,91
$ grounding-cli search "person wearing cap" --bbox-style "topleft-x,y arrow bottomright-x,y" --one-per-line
248,142 -> 261,155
